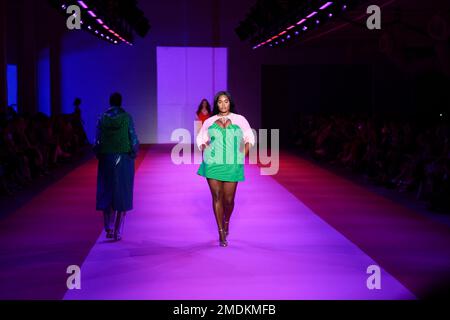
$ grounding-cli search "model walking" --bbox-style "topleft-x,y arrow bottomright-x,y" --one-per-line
196,91 -> 255,247
94,92 -> 139,241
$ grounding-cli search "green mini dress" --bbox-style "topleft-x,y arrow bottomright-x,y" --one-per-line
197,122 -> 246,182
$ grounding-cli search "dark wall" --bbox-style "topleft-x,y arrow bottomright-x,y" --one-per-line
5,0 -> 65,114
3,0 -> 449,143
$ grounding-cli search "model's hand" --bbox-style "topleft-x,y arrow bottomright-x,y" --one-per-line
201,141 -> 210,151
239,141 -> 250,156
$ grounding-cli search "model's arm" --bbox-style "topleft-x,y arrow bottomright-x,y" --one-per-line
197,120 -> 211,151
93,116 -> 102,156
244,143 -> 250,156
240,115 -> 255,154
128,115 -> 139,158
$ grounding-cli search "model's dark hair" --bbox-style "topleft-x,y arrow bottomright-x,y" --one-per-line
196,98 -> 211,115
212,91 -> 237,115
109,92 -> 122,107
74,98 -> 81,106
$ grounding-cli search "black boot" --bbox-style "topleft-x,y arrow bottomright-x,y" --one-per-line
114,211 -> 126,241
103,208 -> 116,239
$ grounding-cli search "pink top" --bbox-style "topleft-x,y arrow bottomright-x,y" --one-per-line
196,112 -> 255,151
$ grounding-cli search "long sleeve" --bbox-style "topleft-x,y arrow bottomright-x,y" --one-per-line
196,119 -> 211,151
128,115 -> 139,158
239,115 -> 255,147
93,116 -> 102,155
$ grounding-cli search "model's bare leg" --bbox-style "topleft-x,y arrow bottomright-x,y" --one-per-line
223,182 -> 238,237
207,178 -> 227,246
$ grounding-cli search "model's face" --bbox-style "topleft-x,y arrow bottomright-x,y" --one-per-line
201,100 -> 208,109
217,95 -> 230,114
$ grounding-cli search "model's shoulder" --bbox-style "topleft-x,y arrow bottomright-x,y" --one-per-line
233,113 -> 248,122
204,115 -> 217,126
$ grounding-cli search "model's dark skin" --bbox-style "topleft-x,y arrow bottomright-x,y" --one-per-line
201,95 -> 250,246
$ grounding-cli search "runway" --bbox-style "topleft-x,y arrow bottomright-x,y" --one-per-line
2,145 -> 449,299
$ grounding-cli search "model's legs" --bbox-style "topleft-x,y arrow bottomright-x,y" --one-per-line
114,211 -> 126,241
103,206 -> 116,238
223,182 -> 238,237
207,178 -> 227,246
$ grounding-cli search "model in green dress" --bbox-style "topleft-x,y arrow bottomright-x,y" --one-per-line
196,91 -> 255,247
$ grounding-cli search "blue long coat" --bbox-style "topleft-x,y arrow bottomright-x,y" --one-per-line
94,106 -> 139,212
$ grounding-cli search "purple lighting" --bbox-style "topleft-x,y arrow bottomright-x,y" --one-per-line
96,19 -> 104,25
306,11 -> 317,18
296,19 -> 306,25
319,2 -> 333,10
88,10 -> 96,18
77,1 -> 88,9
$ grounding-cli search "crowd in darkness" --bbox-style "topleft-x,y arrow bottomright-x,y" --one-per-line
291,112 -> 450,212
0,104 -> 89,196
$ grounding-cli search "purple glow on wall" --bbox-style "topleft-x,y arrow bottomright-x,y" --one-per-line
38,48 -> 51,116
7,65 -> 17,109
157,47 -> 227,143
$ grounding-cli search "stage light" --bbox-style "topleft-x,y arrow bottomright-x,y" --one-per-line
77,1 -> 87,9
87,10 -> 96,18
96,19 -> 104,25
239,0 -> 366,49
319,2 -> 333,10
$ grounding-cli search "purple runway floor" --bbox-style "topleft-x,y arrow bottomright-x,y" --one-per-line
64,145 -> 414,300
